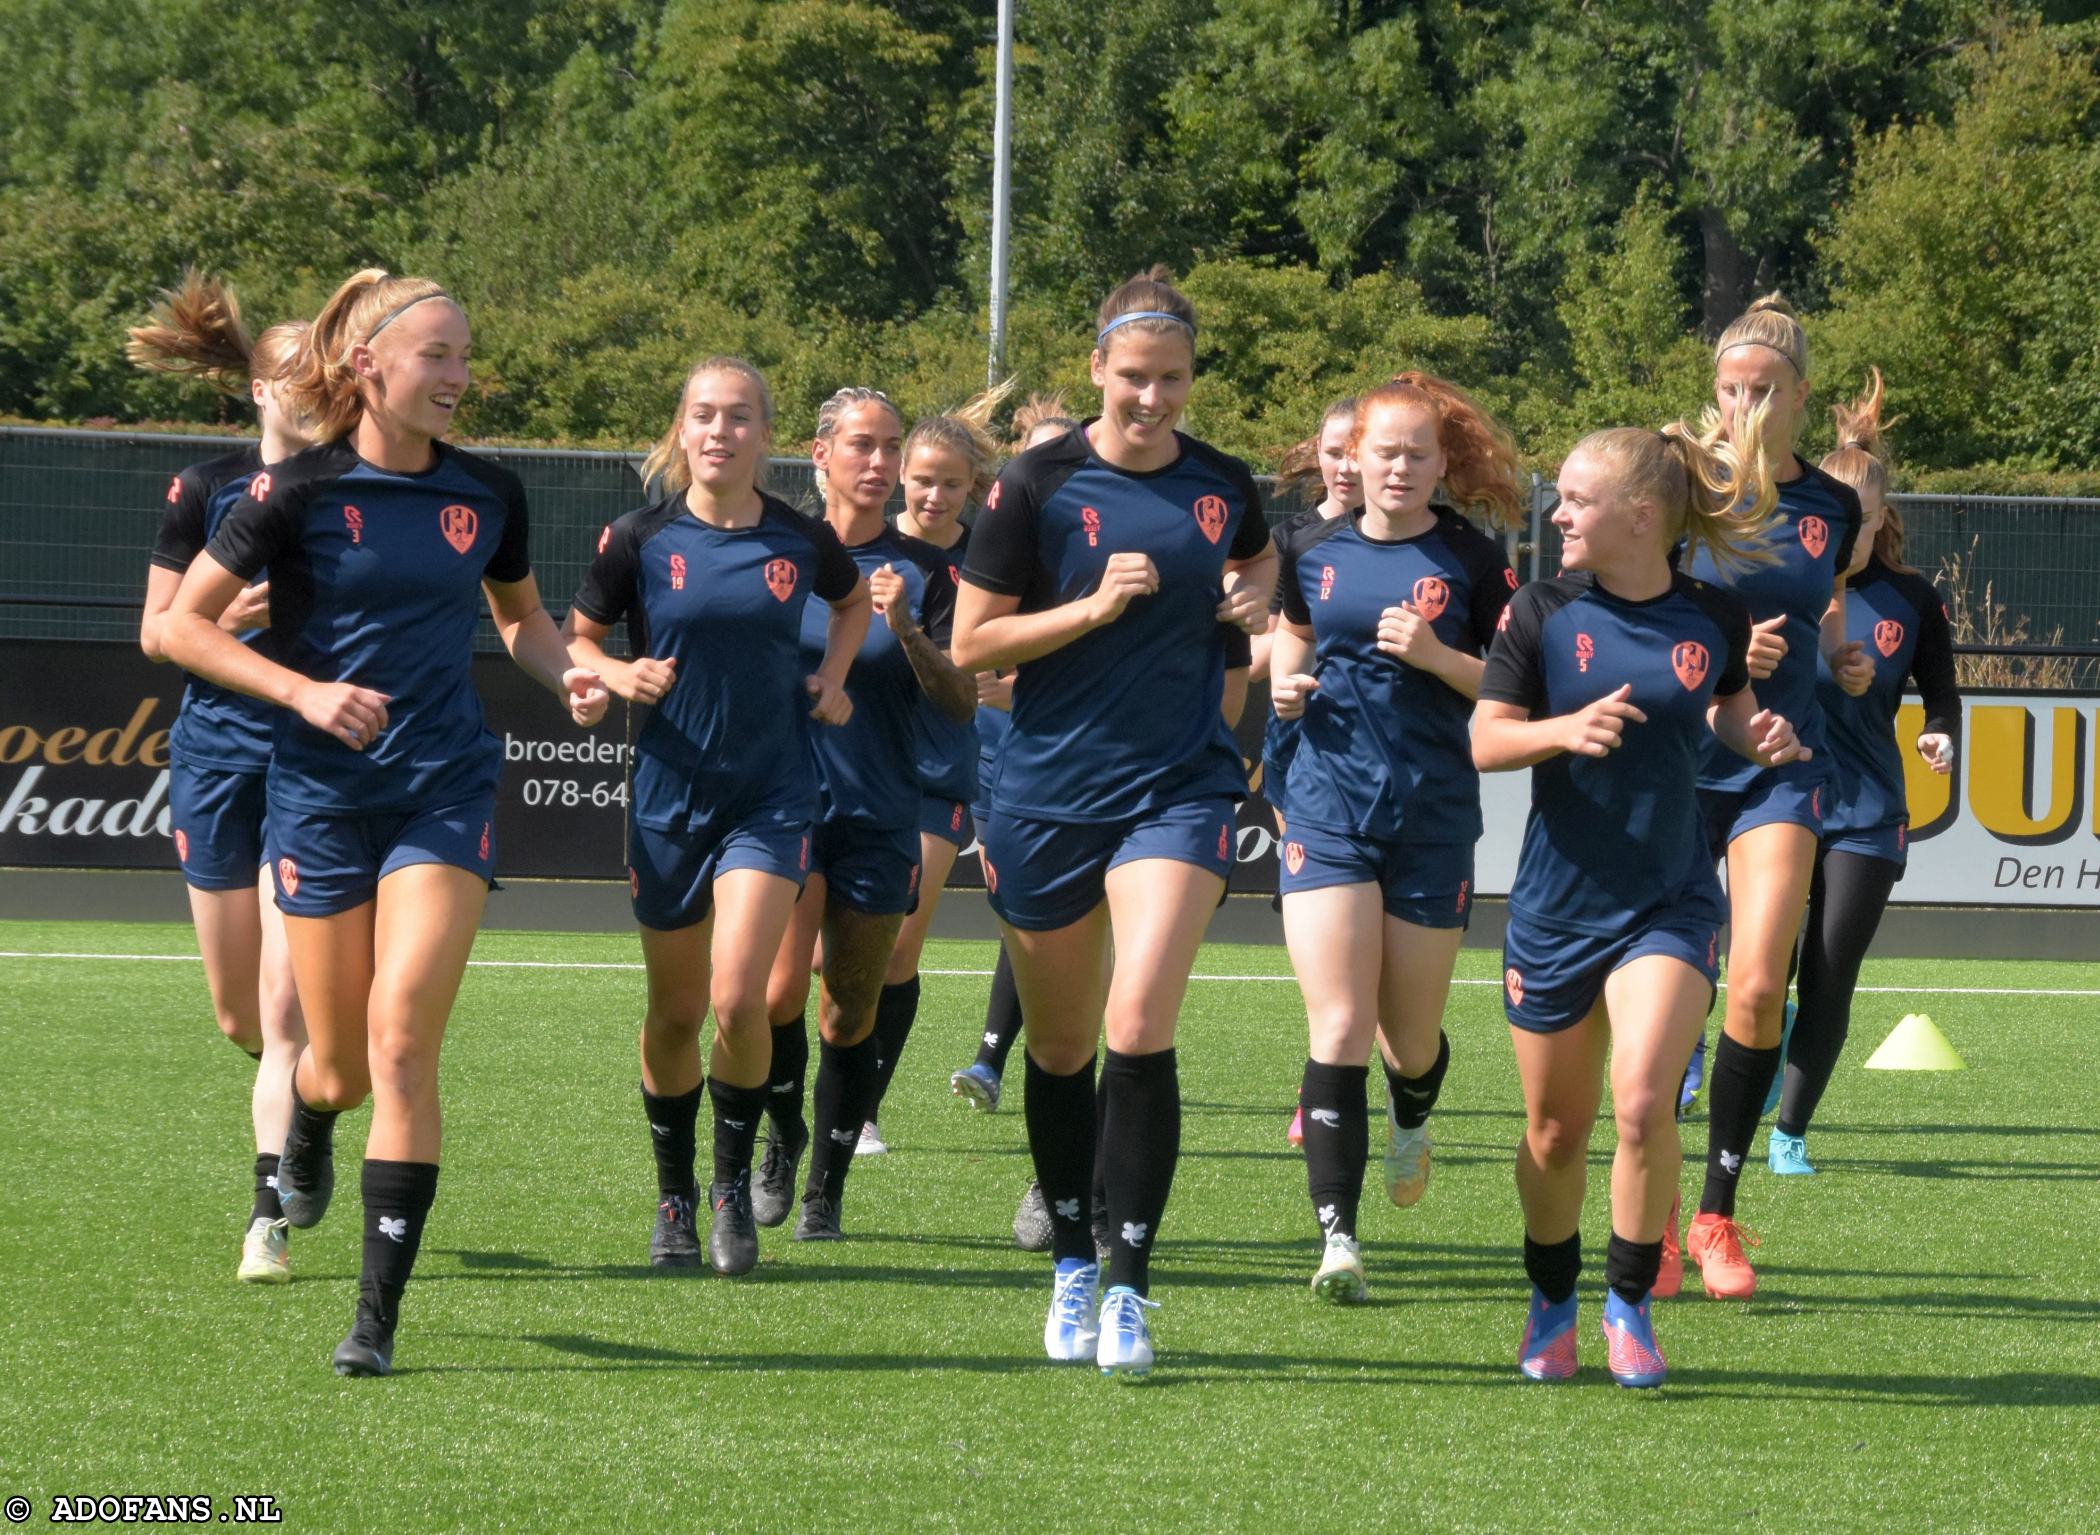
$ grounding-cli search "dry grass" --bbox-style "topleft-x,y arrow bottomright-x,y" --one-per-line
1936,536 -> 2080,689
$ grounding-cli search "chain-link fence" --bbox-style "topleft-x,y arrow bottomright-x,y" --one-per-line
4,426 -> 2095,684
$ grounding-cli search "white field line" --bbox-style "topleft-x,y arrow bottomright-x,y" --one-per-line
2,950 -> 2097,998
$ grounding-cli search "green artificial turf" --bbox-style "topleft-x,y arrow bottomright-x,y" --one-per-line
1,919 -> 2095,1532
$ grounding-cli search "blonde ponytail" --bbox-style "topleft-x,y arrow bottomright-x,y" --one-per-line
125,271 -> 254,394
1576,398 -> 1779,573
1821,367 -> 1913,570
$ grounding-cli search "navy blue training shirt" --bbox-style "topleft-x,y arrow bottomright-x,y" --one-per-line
1276,507 -> 1516,843
801,525 -> 958,831
1816,555 -> 1960,837
206,438 -> 532,814
1685,461 -> 1860,790
571,492 -> 861,833
961,423 -> 1271,823
908,521 -> 980,804
1482,572 -> 1753,935
150,443 -> 278,772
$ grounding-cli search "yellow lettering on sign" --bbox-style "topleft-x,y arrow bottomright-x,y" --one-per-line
1967,705 -> 2086,846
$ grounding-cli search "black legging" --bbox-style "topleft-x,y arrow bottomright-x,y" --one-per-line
1779,847 -> 1900,1138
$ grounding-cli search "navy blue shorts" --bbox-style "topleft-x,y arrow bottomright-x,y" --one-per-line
811,820 -> 920,917
918,793 -> 975,851
982,796 -> 1237,932
1278,825 -> 1473,929
1822,820 -> 1906,871
267,795 -> 497,918
168,759 -> 268,892
628,817 -> 810,931
1501,892 -> 1723,1035
1700,758 -> 1831,856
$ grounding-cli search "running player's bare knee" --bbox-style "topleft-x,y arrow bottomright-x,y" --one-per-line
214,1007 -> 264,1053
1613,1090 -> 1669,1148
643,1002 -> 705,1048
1526,1116 -> 1588,1171
305,1058 -> 371,1110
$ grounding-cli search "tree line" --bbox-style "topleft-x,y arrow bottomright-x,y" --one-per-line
2,2 -> 2095,488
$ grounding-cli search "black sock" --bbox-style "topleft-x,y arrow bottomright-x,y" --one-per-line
1605,1231 -> 1664,1304
289,1081 -> 340,1152
976,944 -> 1024,1076
1024,1050 -> 1098,1264
1780,849 -> 1897,1137
641,1083 -> 702,1201
1523,1231 -> 1582,1305
1300,1059 -> 1369,1240
867,976 -> 921,1117
1386,1031 -> 1451,1131
1700,1035 -> 1781,1218
1091,1068 -> 1108,1224
251,1153 -> 282,1222
357,1159 -> 439,1336
804,1036 -> 879,1206
1099,1047 -> 1180,1296
768,1016 -> 809,1133
708,1076 -> 769,1187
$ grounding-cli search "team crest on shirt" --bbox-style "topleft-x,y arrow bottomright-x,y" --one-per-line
1412,576 -> 1449,622
1874,618 -> 1905,657
166,476 -> 183,504
174,828 -> 189,862
763,558 -> 798,602
277,857 -> 300,898
669,554 -> 687,591
1318,564 -> 1336,601
439,504 -> 478,554
1504,967 -> 1524,1006
1192,494 -> 1228,545
1671,640 -> 1710,692
1283,841 -> 1305,875
250,472 -> 273,502
1798,515 -> 1830,559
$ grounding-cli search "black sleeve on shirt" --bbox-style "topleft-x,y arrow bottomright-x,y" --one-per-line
149,466 -> 213,572
805,511 -> 861,603
1906,572 -> 1962,742
207,475 -> 307,584
569,511 -> 644,628
959,460 -> 1042,597
1479,582 -> 1556,714
1444,514 -> 1519,654
1221,453 -> 1272,562
897,533 -> 959,648
1274,521 -> 1310,627
469,454 -> 533,584
1223,623 -> 1252,668
1683,577 -> 1754,698
1823,469 -> 1863,575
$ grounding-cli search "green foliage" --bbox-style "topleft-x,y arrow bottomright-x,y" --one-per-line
0,1 -> 2091,483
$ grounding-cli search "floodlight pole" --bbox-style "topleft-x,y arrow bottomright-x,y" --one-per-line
987,0 -> 1014,388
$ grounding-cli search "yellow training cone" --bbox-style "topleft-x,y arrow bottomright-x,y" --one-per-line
1864,1013 -> 1967,1071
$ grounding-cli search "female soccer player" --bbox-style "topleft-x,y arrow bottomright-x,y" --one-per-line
563,357 -> 869,1275
1773,371 -> 1958,1173
756,388 -> 974,1240
951,394 -> 1083,1125
1475,407 -> 1802,1387
1255,397 -> 1359,1149
1269,375 -> 1522,1302
1678,294 -> 1869,1300
856,382 -> 1012,1156
161,269 -> 608,1375
954,267 -> 1276,1378
132,273 -> 311,1284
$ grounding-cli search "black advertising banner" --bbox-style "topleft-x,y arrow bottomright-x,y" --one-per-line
0,640 -> 631,879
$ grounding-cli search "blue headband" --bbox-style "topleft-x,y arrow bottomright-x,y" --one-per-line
1096,310 -> 1196,348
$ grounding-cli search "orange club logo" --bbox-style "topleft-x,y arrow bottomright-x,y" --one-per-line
1283,840 -> 1306,875
982,854 -> 998,893
1318,564 -> 1337,601
250,471 -> 273,502
669,553 -> 687,591
1082,507 -> 1102,548
1411,575 -> 1450,623
908,863 -> 922,899
1504,967 -> 1524,1006
277,857 -> 300,898
1575,633 -> 1595,673
1496,606 -> 1511,633
1456,878 -> 1469,914
344,506 -> 363,545
1672,640 -> 1710,692
598,524 -> 613,555
949,803 -> 965,833
174,828 -> 189,862
1217,821 -> 1232,862
1503,567 -> 1519,591
439,504 -> 478,555
764,558 -> 798,602
1798,515 -> 1830,560
1874,618 -> 1905,658
479,822 -> 491,862
628,867 -> 640,898
1192,494 -> 1228,545
985,481 -> 1002,510
799,835 -> 811,873
166,475 -> 183,505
